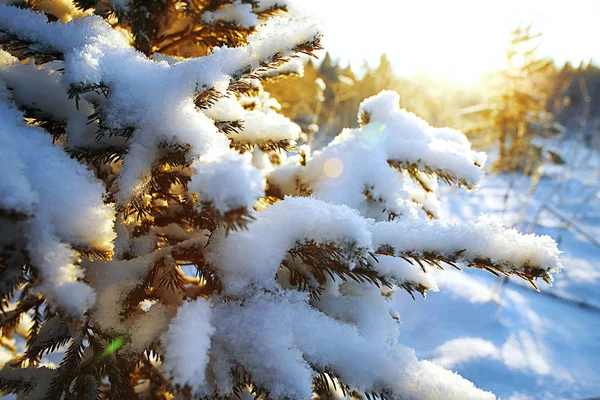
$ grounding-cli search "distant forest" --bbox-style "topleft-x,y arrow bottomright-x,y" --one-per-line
265,53 -> 600,149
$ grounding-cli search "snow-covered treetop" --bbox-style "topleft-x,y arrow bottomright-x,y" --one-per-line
0,2 -> 561,399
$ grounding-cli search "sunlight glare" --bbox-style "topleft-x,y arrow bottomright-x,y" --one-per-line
299,0 -> 600,85
323,157 -> 344,178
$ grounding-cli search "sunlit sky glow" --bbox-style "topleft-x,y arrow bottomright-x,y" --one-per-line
298,0 -> 600,84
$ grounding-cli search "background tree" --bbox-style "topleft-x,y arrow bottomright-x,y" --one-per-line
265,53 -> 460,148
548,60 -> 600,147
265,52 -> 358,143
0,3 -> 561,400
465,24 -> 561,172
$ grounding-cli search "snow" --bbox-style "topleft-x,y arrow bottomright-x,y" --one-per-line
245,16 -> 319,61
372,215 -> 561,278
203,94 -> 301,146
275,58 -> 304,75
302,125 -> 418,218
201,189 -> 562,395
432,337 -> 500,368
395,139 -> 600,399
396,266 -> 597,399
211,290 -> 495,399
0,366 -> 55,400
128,303 -> 170,353
88,254 -> 164,332
313,285 -> 401,343
208,191 -> 559,296
258,58 -> 305,79
0,50 -> 96,148
360,91 -> 486,188
162,298 -> 215,393
373,254 -> 438,291
202,1 -> 259,29
207,196 -> 372,295
0,84 -> 115,314
256,0 -> 292,11
189,152 -> 265,213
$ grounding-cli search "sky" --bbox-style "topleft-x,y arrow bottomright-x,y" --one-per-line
297,0 -> 600,84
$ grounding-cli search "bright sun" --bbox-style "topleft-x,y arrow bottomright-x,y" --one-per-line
298,0 -> 600,85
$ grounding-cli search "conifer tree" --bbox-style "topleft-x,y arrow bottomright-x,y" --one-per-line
467,24 -> 560,172
0,2 -> 562,399
549,60 -> 600,139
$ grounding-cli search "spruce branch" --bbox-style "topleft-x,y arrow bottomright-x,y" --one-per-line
0,249 -> 27,302
230,365 -> 271,400
231,138 -> 296,153
67,82 -> 110,108
254,3 -> 288,18
192,204 -> 257,234
312,365 -> 392,400
286,241 -> 390,297
17,104 -> 67,142
0,30 -> 63,64
388,159 -> 480,190
118,239 -> 220,318
72,0 -> 97,11
127,0 -> 170,55
24,316 -> 72,363
194,36 -> 322,110
215,119 -> 245,135
0,366 -> 52,396
68,146 -> 127,165
0,294 -> 43,336
46,333 -> 86,399
376,245 -> 553,291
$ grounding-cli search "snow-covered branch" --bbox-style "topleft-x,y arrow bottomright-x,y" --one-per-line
372,215 -> 561,288
209,197 -> 560,298
268,91 -> 486,220
0,6 -> 320,216
0,84 -> 114,314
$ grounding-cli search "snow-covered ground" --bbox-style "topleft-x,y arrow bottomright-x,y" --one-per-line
396,140 -> 600,399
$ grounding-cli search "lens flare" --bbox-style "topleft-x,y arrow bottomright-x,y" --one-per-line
323,157 -> 344,178
101,337 -> 125,358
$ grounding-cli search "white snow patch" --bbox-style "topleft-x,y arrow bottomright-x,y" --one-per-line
162,298 -> 215,393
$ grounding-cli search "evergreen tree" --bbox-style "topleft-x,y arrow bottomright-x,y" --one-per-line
549,60 -> 600,142
467,24 -> 560,172
360,54 -> 396,94
0,2 -> 561,399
